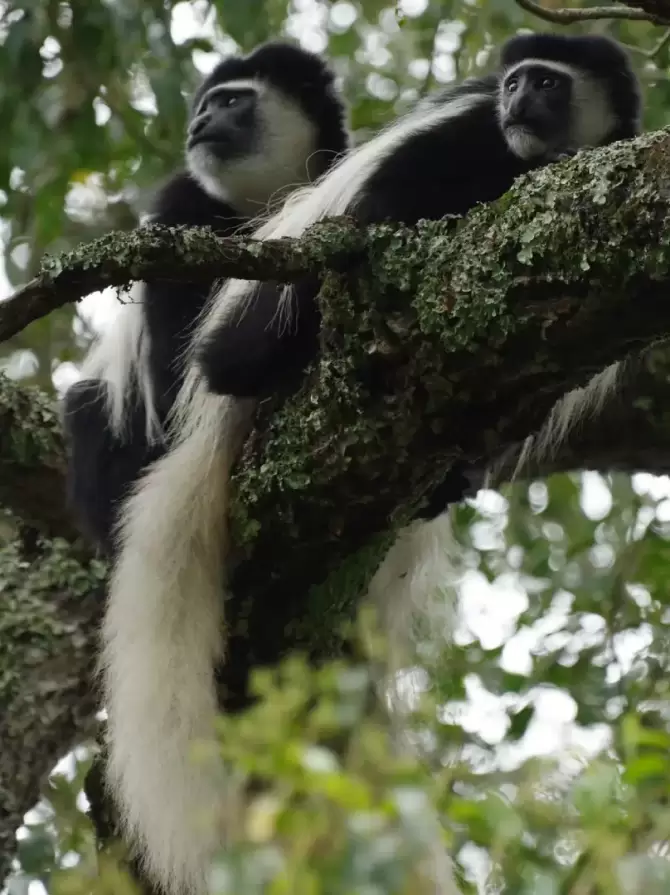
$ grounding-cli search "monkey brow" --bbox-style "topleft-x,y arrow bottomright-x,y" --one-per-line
504,58 -> 576,82
196,81 -> 259,114
519,63 -> 568,78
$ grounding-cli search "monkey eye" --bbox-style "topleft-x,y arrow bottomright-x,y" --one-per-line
505,77 -> 518,93
223,95 -> 240,107
540,76 -> 558,90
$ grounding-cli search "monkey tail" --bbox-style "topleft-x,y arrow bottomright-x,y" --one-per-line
101,375 -> 254,895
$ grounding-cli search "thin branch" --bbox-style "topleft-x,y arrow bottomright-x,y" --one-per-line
417,16 -> 443,97
0,219 -> 364,345
620,27 -> 670,57
647,25 -> 670,55
514,0 -> 669,24
624,0 -> 670,19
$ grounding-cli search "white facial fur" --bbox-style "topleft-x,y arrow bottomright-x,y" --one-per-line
503,126 -> 548,161
498,59 -> 617,160
186,78 -> 318,217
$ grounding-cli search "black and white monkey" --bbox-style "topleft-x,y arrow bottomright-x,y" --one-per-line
63,41 -> 349,895
71,32 -> 642,895
63,41 -> 349,554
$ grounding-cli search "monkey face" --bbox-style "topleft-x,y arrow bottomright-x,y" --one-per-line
186,82 -> 258,164
498,62 -> 572,160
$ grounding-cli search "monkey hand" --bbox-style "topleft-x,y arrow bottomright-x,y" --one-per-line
198,280 -> 320,398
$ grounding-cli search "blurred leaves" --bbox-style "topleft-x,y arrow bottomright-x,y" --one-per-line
9,595 -> 670,894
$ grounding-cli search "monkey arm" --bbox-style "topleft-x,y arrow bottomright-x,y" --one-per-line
62,379 -> 162,554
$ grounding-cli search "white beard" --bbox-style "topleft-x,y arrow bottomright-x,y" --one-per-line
504,125 -> 548,160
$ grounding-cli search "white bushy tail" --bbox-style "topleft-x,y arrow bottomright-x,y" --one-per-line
103,390 -> 465,895
102,385 -> 254,895
365,512 -> 463,684
365,513 -> 465,895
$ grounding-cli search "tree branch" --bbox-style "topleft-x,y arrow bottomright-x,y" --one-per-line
222,127 -> 670,659
6,126 -> 670,873
515,0 -> 670,24
624,0 -> 670,19
0,377 -> 83,543
489,345 -> 670,485
0,221 -> 364,344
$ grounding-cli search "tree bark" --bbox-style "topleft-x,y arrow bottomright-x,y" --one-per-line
0,537 -> 105,883
625,0 -> 670,20
4,125 -> 670,877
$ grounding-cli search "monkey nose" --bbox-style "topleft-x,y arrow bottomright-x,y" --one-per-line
189,114 -> 211,140
508,98 -> 528,121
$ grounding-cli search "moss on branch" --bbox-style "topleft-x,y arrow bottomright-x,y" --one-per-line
226,127 -> 670,655
0,536 -> 106,882
0,375 -> 84,542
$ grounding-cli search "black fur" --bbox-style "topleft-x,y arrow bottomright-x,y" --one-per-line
198,73 -> 535,399
63,42 -> 349,554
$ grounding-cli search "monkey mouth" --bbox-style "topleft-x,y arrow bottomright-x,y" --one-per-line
503,124 -> 549,160
186,132 -> 234,152
186,134 -> 218,151
503,119 -> 536,135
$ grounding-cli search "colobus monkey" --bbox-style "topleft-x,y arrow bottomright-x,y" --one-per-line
63,41 -> 349,554
92,32 -> 641,895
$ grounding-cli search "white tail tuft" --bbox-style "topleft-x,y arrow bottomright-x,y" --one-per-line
81,282 -> 161,446
102,385 -> 255,895
503,362 -> 622,482
365,513 -> 463,681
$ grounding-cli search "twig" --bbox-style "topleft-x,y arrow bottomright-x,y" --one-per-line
515,0 -> 669,25
452,22 -> 474,80
417,17 -> 442,97
647,25 -> 670,55
620,27 -> 670,57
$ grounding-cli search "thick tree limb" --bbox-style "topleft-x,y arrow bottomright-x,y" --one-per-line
0,537 -> 106,883
489,344 -> 670,484
224,127 -> 670,653
6,126 -> 670,874
0,377 -> 83,543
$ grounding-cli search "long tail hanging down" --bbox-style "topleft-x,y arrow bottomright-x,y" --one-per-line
102,91 -> 490,895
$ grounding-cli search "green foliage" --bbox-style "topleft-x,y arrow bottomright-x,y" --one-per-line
10,603 -> 670,894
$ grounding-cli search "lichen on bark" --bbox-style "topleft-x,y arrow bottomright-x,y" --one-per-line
0,535 -> 106,882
